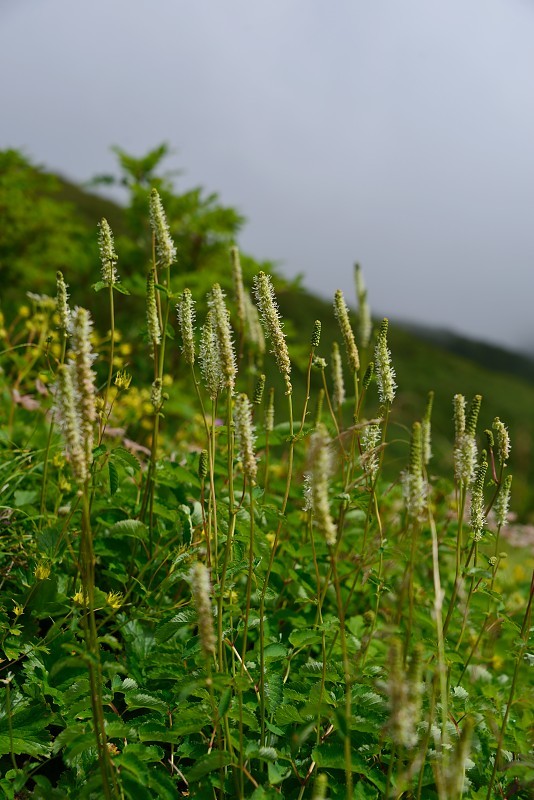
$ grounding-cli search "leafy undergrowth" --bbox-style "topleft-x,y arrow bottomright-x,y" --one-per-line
0,194 -> 532,800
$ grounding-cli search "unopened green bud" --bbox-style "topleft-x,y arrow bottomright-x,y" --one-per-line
334,289 -> 360,373
253,373 -> 266,405
362,362 -> 374,390
311,320 -> 321,348
198,449 -> 208,480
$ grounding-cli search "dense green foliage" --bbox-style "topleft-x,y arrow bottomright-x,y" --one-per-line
0,148 -> 532,798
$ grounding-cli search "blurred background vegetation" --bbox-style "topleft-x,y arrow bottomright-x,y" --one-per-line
1,144 -> 534,519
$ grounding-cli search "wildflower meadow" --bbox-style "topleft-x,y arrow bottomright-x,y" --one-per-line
0,148 -> 532,799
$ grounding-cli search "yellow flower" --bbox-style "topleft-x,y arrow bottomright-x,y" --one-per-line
73,588 -> 88,606
19,305 -> 30,318
266,532 -> 276,547
35,563 -> 51,581
114,371 -> 132,391
119,342 -> 133,356
12,603 -> 24,617
106,591 -> 123,609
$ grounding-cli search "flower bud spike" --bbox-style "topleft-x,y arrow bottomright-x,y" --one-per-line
176,288 -> 196,365
492,417 -> 511,465
362,361 -> 374,390
253,271 -> 292,394
331,341 -> 345,410
190,562 -> 216,659
98,218 -> 119,286
56,271 -> 70,335
253,373 -> 266,405
375,318 -> 396,405
311,319 -> 321,349
198,449 -> 208,481
470,460 -> 488,540
465,394 -> 482,438
495,474 -> 512,528
207,283 -> 236,392
308,424 -> 337,547
146,271 -> 161,352
355,263 -> 372,349
265,387 -> 275,432
234,393 -> 257,482
314,388 -> 324,425
422,390 -> 434,464
230,246 -> 246,332
149,188 -> 176,269
334,289 -> 360,373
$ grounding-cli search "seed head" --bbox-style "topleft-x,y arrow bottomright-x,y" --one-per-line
149,188 -> 176,269
198,449 -> 208,481
253,272 -> 292,394
98,218 -> 119,285
334,289 -> 360,373
311,320 -> 321,348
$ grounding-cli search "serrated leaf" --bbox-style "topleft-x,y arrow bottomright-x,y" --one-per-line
264,643 -> 288,662
124,691 -> 167,715
275,704 -> 304,725
312,744 -> 386,790
265,673 -> 283,717
0,694 -> 51,758
110,519 -> 148,539
186,750 -> 232,781
111,446 -> 141,472
113,282 -> 130,295
92,280 -> 107,292
289,629 -> 322,648
109,460 -> 119,496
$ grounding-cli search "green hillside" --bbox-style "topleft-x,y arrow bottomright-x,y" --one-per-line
2,146 -> 534,516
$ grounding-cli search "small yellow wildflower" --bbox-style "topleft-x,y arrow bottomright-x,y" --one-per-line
73,588 -> 88,606
106,591 -> 123,609
114,370 -> 132,390
19,305 -> 30,318
12,604 -> 24,617
119,342 -> 133,356
266,532 -> 276,547
35,563 -> 51,581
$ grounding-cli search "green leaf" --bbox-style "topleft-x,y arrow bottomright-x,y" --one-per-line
186,750 -> 232,782
312,744 -> 386,790
111,446 -> 141,472
265,673 -> 283,717
109,460 -> 119,496
275,704 -> 304,725
289,628 -> 322,648
0,693 -> 51,758
92,280 -> 107,292
264,643 -> 288,662
218,687 -> 232,719
110,519 -> 148,540
113,282 -> 130,295
124,691 -> 167,715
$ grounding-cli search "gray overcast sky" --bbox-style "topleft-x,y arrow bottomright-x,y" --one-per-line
2,0 -> 534,352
